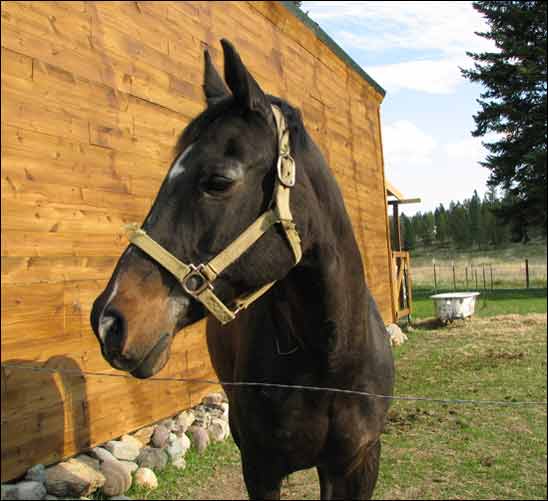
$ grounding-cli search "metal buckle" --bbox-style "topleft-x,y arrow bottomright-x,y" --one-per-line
277,154 -> 296,187
181,264 -> 212,296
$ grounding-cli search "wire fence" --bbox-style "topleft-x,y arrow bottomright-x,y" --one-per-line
412,259 -> 547,291
1,363 -> 546,412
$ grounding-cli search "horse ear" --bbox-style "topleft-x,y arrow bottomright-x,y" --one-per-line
203,49 -> 230,106
221,39 -> 270,117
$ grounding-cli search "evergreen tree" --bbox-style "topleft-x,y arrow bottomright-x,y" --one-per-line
469,190 -> 482,247
461,1 -> 547,238
449,202 -> 472,248
436,204 -> 449,244
401,213 -> 416,250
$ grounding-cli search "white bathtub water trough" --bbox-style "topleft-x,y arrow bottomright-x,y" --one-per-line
430,292 -> 481,322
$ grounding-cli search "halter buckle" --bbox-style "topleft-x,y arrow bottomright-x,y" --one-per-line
277,154 -> 296,187
181,264 -> 212,296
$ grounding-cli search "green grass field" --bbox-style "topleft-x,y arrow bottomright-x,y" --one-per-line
106,289 -> 547,500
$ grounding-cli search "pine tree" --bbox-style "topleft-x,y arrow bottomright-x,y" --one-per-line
469,190 -> 482,247
401,214 -> 416,250
461,1 -> 547,239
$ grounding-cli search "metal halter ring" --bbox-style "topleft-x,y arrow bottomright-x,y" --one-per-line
180,265 -> 212,296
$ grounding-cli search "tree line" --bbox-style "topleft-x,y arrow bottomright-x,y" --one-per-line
399,188 -> 545,251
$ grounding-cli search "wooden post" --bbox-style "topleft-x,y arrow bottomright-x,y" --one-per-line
482,264 -> 486,290
525,259 -> 530,289
452,262 -> 456,290
392,202 -> 402,252
475,269 -> 478,289
433,262 -> 437,292
490,264 -> 494,290
465,266 -> 469,288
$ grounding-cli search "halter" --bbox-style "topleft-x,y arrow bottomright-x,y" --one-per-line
123,105 -> 302,325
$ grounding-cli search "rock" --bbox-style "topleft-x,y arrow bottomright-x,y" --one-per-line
88,447 -> 116,463
16,481 -> 47,500
73,455 -> 100,473
171,457 -> 186,470
44,496 -> 58,500
202,393 -> 224,407
387,323 -> 408,347
100,460 -> 132,497
120,434 -> 143,452
45,458 -> 105,498
118,461 -> 138,475
25,464 -> 47,483
175,410 -> 195,434
208,417 -> 230,442
1,484 -> 18,500
136,447 -> 168,471
220,402 -> 229,421
104,440 -> 140,461
151,425 -> 170,448
188,425 -> 209,453
133,468 -> 158,490
157,418 -> 175,432
166,435 -> 190,462
192,405 -> 212,428
131,426 -> 154,447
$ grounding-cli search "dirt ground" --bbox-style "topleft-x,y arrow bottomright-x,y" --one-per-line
191,464 -> 319,500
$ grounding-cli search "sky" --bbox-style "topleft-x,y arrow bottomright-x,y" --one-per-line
301,1 -> 498,215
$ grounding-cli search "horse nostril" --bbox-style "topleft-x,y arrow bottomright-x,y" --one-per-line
99,309 -> 128,359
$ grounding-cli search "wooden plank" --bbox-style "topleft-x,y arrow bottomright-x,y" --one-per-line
1,256 -> 117,285
1,230 -> 127,257
1,47 -> 33,79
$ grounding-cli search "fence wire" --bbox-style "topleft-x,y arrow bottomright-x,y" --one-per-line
1,363 -> 546,410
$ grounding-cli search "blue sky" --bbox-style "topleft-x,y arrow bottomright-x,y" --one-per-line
301,1 -> 497,215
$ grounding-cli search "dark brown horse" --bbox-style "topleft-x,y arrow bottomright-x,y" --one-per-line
91,39 -> 394,500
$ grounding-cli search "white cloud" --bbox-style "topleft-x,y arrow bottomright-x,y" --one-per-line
302,1 -> 495,95
382,122 -> 492,214
303,1 -> 493,56
382,120 -> 437,167
367,57 -> 468,94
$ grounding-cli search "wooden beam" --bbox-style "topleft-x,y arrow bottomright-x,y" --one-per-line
385,180 -> 404,201
387,198 -> 422,205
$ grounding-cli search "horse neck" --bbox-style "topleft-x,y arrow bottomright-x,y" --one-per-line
279,157 -> 370,359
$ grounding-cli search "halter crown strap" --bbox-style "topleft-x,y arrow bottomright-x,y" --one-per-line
123,104 -> 301,325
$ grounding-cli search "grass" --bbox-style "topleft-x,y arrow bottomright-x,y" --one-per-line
412,287 -> 547,320
93,299 -> 547,500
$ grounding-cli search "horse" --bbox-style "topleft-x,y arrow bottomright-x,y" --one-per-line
90,39 -> 395,500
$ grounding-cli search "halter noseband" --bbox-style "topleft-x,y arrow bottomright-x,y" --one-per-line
123,105 -> 302,325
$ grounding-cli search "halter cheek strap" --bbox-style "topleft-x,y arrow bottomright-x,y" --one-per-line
123,105 -> 302,325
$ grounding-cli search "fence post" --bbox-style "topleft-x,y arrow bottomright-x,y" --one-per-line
482,264 -> 486,290
465,266 -> 469,288
475,269 -> 478,289
433,261 -> 437,293
490,264 -> 494,290
452,261 -> 456,291
525,259 -> 530,289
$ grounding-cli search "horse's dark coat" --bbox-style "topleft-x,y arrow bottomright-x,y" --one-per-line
91,39 -> 394,499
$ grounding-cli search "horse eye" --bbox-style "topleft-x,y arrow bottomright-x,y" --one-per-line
203,174 -> 235,194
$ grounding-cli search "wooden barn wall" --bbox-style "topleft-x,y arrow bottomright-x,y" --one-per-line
0,1 -> 393,481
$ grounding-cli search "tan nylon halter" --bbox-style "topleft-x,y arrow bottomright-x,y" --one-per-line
123,105 -> 302,325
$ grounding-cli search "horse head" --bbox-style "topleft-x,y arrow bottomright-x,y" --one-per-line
90,40 -> 311,378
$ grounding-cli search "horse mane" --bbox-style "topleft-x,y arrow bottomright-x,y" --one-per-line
174,96 -> 310,157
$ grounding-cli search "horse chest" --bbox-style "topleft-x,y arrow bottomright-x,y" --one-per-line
233,383 -> 331,465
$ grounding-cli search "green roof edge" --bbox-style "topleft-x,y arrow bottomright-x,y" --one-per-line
279,1 -> 386,98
